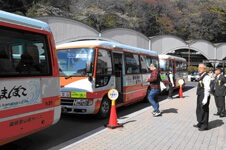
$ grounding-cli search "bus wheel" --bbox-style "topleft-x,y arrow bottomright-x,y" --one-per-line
96,97 -> 111,119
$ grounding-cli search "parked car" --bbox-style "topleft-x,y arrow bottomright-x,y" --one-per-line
190,72 -> 200,82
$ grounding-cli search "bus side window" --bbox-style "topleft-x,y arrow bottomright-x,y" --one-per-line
27,45 -> 40,71
16,45 -> 41,73
125,53 -> 140,74
0,48 -> 15,73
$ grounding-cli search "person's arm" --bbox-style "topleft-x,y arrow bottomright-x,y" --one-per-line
146,70 -> 158,82
202,75 -> 210,105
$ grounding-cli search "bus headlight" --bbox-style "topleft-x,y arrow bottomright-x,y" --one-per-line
61,91 -> 70,97
73,99 -> 93,106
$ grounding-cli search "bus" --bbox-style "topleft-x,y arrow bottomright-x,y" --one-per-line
0,11 -> 61,145
56,38 -> 159,118
158,54 -> 188,89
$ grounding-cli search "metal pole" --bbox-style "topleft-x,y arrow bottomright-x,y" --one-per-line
223,61 -> 225,75
188,46 -> 190,67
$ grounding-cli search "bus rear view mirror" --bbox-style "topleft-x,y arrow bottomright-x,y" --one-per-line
86,62 -> 92,73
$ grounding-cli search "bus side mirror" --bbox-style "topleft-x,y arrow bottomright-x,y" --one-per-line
86,62 -> 92,81
86,62 -> 92,73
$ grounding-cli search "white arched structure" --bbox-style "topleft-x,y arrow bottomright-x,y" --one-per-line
149,35 -> 187,54
216,43 -> 226,60
37,16 -> 99,45
188,40 -> 215,60
101,28 -> 149,50
37,16 -> 226,61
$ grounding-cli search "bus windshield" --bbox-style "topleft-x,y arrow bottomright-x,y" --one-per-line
159,59 -> 167,71
57,48 -> 95,77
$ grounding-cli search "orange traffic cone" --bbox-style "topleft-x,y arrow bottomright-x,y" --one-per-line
179,85 -> 183,98
106,100 -> 123,129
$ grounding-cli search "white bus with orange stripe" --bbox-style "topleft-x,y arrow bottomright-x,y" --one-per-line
56,38 -> 159,118
0,11 -> 60,145
158,54 -> 188,89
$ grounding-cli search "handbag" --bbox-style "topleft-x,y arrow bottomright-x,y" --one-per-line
159,73 -> 166,92
160,81 -> 166,92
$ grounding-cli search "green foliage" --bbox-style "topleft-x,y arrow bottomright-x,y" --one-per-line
2,0 -> 226,43
103,14 -> 120,27
188,66 -> 198,74
26,2 -> 47,17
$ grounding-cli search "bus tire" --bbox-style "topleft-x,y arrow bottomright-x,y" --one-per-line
96,97 -> 111,119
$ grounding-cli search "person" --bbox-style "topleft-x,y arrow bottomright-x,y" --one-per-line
208,69 -> 215,81
16,51 -> 35,73
193,63 -> 211,131
211,68 -> 226,117
167,69 -> 174,99
146,64 -> 161,117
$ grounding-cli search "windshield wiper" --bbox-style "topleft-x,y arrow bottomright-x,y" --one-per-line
64,69 -> 87,79
65,75 -> 73,79
64,72 -> 84,79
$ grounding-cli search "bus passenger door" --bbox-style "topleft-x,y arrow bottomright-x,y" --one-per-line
113,53 -> 123,104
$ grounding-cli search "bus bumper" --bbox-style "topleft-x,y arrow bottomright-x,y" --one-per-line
61,98 -> 101,114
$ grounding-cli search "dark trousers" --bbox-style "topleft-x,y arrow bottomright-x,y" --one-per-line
168,84 -> 173,98
214,95 -> 225,115
196,95 -> 210,128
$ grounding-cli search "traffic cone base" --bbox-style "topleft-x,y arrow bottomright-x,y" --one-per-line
106,103 -> 123,129
179,85 -> 183,98
107,124 -> 123,129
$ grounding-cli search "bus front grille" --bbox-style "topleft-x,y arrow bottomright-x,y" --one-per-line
61,99 -> 74,106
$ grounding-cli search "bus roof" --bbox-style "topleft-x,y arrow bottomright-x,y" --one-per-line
0,10 -> 51,32
158,54 -> 186,62
56,40 -> 158,56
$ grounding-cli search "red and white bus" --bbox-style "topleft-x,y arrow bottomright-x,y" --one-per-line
0,11 -> 61,145
56,38 -> 159,118
158,54 -> 188,89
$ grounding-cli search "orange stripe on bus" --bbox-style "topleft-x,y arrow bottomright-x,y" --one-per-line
60,77 -> 87,87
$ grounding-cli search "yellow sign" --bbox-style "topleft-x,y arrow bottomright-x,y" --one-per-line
160,75 -> 167,80
71,91 -> 86,98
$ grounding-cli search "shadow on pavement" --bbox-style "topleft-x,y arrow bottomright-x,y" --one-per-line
161,108 -> 178,114
120,120 -> 137,126
208,119 -> 224,130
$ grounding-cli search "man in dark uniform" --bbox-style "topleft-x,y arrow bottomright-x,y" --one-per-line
211,68 -> 226,117
193,63 -> 211,131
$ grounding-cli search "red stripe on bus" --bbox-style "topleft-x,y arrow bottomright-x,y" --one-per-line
123,89 -> 147,103
0,96 -> 60,118
0,110 -> 54,145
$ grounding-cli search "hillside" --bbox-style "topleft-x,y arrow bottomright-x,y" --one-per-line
1,0 -> 226,42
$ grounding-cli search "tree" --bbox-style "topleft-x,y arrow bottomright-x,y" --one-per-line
2,0 -> 226,43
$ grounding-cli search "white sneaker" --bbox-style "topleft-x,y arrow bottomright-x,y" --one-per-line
153,112 -> 162,117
